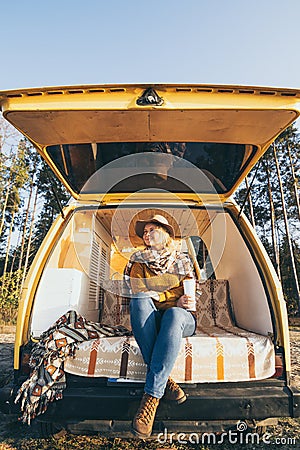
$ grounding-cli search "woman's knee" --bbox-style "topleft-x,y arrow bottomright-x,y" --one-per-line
162,307 -> 195,335
162,306 -> 186,324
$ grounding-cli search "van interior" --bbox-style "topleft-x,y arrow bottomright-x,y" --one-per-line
30,206 -> 276,384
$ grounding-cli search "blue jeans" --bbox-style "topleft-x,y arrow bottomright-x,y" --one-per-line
130,293 -> 196,399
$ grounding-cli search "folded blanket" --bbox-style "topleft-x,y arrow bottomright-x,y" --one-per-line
15,310 -> 131,424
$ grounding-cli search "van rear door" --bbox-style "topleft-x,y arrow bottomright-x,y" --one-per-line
1,84 -> 299,203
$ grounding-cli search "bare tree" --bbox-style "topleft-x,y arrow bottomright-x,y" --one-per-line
0,152 -> 15,238
287,143 -> 300,222
273,143 -> 300,312
245,176 -> 256,229
264,159 -> 281,280
20,185 -> 39,291
0,209 -> 17,299
17,165 -> 36,272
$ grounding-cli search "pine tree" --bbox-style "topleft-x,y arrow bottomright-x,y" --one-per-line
234,124 -> 300,315
29,159 -> 69,263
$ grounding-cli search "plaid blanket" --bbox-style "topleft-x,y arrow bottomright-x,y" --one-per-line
15,310 -> 131,424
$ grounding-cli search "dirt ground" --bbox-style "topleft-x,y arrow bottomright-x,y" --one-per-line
0,329 -> 300,449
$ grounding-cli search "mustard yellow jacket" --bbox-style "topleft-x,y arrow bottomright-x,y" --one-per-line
129,261 -> 187,310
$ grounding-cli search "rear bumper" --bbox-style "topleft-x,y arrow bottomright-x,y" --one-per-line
53,383 -> 300,421
34,382 -> 300,421
2,381 -> 299,422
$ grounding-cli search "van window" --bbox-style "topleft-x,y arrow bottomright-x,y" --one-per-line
46,142 -> 257,194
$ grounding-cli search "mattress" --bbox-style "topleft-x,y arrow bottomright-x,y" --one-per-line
64,279 -> 275,383
64,326 -> 275,383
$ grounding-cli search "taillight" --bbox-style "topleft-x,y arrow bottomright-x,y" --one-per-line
20,351 -> 31,376
273,353 -> 284,378
19,342 -> 34,376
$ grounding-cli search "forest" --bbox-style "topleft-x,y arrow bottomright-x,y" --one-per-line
0,118 -> 299,324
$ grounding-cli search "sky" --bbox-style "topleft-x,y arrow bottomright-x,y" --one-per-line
1,0 -> 300,91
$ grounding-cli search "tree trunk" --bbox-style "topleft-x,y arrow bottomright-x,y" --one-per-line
10,228 -> 22,274
0,179 -> 12,237
0,210 -> 16,298
273,143 -> 300,313
20,186 -> 38,291
245,176 -> 256,229
265,159 -> 281,280
18,178 -> 34,271
0,149 -> 18,238
287,143 -> 300,221
16,173 -> 35,292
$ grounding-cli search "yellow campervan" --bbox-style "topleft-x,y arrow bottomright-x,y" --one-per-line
0,84 -> 299,437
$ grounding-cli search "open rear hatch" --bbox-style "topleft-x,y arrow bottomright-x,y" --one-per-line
1,84 -> 299,203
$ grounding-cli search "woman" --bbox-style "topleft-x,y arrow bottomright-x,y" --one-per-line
124,214 -> 196,438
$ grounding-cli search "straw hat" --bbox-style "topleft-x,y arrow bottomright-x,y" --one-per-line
135,214 -> 175,239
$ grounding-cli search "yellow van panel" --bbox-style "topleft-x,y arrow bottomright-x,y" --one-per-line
1,83 -> 299,204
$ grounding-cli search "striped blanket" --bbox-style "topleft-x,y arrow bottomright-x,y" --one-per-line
15,310 -> 131,424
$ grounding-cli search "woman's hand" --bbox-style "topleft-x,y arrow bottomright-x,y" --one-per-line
177,294 -> 192,309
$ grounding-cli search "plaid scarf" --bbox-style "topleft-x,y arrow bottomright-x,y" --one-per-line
15,310 -> 131,425
124,248 -> 194,291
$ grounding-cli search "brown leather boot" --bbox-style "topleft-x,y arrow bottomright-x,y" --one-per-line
132,393 -> 160,438
164,377 -> 187,404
